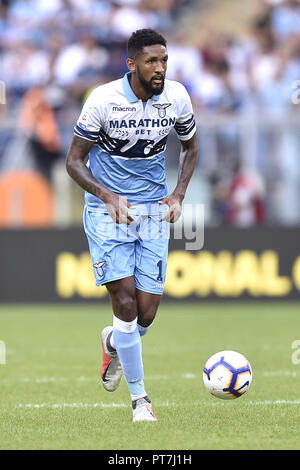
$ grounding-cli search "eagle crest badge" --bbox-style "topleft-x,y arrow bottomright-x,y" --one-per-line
93,261 -> 106,278
152,103 -> 171,118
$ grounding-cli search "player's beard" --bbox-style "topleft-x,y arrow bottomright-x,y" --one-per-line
136,65 -> 165,96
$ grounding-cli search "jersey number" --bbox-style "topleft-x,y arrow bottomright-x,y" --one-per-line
157,260 -> 163,282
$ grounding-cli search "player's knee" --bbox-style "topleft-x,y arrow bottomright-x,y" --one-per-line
138,307 -> 158,327
114,292 -> 137,322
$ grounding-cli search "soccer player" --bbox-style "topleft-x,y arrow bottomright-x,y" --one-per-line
66,29 -> 198,422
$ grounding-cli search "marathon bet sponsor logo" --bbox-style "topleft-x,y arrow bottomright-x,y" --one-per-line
109,117 -> 176,129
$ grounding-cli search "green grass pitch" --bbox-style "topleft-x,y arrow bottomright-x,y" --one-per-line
1,302 -> 300,450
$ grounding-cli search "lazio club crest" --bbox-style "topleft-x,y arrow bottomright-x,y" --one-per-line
152,103 -> 171,118
94,261 -> 106,278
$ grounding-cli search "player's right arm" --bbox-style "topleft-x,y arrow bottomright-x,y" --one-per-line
66,135 -> 134,224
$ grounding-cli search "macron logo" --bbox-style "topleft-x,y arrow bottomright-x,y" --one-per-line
112,106 -> 136,112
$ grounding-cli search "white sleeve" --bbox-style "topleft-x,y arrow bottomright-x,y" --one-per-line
74,89 -> 102,142
174,85 -> 196,141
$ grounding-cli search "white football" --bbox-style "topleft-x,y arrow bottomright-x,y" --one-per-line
203,350 -> 252,400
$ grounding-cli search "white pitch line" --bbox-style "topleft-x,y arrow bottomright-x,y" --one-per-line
20,377 -> 68,383
182,373 -> 197,379
13,399 -> 300,409
15,403 -> 129,409
247,400 -> 300,406
263,371 -> 297,377
18,371 -> 300,384
14,401 -> 172,409
19,374 -> 197,383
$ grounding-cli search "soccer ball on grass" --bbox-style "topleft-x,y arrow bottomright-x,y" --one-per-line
203,350 -> 252,400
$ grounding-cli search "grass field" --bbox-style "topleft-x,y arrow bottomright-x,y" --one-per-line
1,302 -> 300,450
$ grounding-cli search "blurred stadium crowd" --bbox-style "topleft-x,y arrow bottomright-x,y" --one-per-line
0,0 -> 300,227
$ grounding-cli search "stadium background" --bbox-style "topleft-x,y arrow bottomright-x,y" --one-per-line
1,0 -> 300,452
1,0 -> 300,302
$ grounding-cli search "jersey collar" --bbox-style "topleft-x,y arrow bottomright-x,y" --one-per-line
122,72 -> 160,103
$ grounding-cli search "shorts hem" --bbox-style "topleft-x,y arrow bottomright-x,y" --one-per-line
96,272 -> 134,286
135,283 -> 164,296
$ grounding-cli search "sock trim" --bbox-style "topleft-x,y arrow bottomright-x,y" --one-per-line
113,315 -> 137,334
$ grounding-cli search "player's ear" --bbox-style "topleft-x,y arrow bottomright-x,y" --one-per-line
126,57 -> 136,73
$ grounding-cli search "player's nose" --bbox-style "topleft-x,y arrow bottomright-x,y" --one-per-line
154,63 -> 165,74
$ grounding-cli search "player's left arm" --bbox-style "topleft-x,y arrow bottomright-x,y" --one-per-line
159,132 -> 198,223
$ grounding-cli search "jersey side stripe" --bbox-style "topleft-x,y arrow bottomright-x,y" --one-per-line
175,119 -> 196,136
175,115 -> 195,128
74,125 -> 99,141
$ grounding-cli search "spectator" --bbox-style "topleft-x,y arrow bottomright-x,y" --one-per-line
53,35 -> 109,88
1,39 -> 50,103
19,86 -> 62,181
225,165 -> 266,227
190,30 -> 249,113
108,1 -> 158,40
210,162 -> 266,227
165,32 -> 203,93
248,15 -> 282,98
271,0 -> 300,40
1,0 -> 300,227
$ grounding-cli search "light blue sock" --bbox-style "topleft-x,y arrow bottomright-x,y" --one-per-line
113,316 -> 145,396
129,380 -> 146,397
137,323 -> 149,337
137,320 -> 154,338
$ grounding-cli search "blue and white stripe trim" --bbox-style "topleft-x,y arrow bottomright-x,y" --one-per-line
74,124 -> 99,142
174,115 -> 196,138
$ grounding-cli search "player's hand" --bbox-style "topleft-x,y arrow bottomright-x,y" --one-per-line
158,194 -> 183,223
104,192 -> 136,225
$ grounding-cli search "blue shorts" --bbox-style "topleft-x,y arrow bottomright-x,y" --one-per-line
83,203 -> 170,295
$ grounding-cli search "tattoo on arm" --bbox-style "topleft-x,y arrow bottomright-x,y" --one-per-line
175,135 -> 198,199
66,135 -> 107,201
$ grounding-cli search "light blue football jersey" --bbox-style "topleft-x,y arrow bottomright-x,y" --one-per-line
74,72 -> 196,210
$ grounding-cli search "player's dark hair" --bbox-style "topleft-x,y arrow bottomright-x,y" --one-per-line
128,29 -> 167,59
